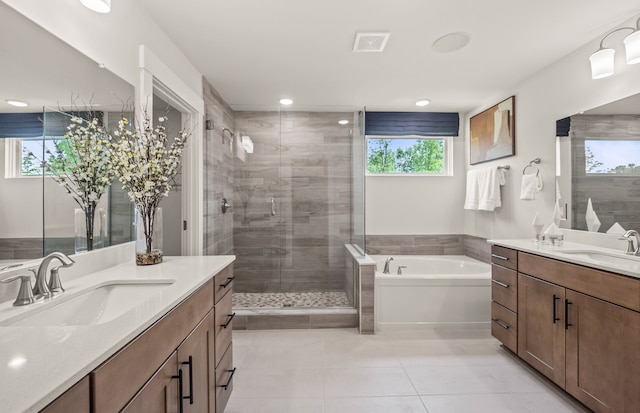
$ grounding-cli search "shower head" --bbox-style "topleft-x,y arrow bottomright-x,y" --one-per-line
221,127 -> 234,144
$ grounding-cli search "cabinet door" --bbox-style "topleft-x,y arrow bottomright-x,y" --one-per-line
566,290 -> 640,413
518,274 -> 566,387
178,309 -> 214,413
40,376 -> 90,413
121,352 -> 179,413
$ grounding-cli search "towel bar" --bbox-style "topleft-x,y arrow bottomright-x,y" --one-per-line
523,158 -> 541,175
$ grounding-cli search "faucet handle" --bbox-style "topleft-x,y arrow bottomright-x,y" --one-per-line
1,269 -> 37,306
618,236 -> 636,255
48,267 -> 65,295
397,265 -> 408,275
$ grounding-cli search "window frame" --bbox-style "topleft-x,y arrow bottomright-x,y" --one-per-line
584,137 -> 640,176
365,135 -> 453,177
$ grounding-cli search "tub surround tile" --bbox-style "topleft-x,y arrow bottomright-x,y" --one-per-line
359,264 -> 375,334
464,234 -> 491,263
365,234 -> 490,263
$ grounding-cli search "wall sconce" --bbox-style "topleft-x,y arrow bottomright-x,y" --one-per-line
80,0 -> 111,13
589,17 -> 640,79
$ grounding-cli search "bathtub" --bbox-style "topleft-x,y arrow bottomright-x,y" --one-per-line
371,255 -> 491,331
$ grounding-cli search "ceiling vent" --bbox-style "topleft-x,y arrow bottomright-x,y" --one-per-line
353,32 -> 390,52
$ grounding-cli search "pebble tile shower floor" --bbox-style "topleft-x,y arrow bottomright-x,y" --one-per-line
233,292 -> 350,308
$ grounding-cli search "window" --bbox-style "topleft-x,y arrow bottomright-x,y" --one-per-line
585,139 -> 640,174
4,137 -> 63,178
366,136 -> 452,175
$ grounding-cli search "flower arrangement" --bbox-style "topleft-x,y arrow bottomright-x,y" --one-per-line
37,115 -> 114,251
109,111 -> 188,265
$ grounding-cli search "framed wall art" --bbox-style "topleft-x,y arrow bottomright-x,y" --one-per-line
470,95 -> 515,164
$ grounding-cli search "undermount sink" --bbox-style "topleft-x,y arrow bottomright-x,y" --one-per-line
0,280 -> 175,327
557,250 -> 640,268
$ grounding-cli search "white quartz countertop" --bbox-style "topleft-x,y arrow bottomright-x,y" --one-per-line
0,255 -> 235,413
488,239 -> 640,279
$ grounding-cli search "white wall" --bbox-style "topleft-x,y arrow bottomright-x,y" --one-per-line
366,137 -> 466,234
464,15 -> 640,240
1,0 -> 202,100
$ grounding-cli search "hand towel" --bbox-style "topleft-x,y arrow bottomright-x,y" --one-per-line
585,198 -> 601,232
520,173 -> 543,200
464,167 -> 505,211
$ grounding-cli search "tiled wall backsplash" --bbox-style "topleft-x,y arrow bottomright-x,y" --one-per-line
366,234 -> 490,264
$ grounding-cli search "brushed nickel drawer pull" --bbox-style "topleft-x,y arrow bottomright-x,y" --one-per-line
491,253 -> 509,261
221,312 -> 236,329
220,367 -> 236,390
491,279 -> 509,288
492,318 -> 510,329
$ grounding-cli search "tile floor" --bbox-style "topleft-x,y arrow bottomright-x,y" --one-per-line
226,328 -> 591,413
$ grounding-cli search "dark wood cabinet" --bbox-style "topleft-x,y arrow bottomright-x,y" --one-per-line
178,310 -> 214,413
39,376 -> 90,413
517,273 -> 566,388
490,246 -> 640,413
565,290 -> 640,413
121,353 -> 180,413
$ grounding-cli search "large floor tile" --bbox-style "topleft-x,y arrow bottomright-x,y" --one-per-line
323,341 -> 400,368
231,368 -> 324,399
225,398 -> 324,413
485,363 -> 554,393
405,365 -> 506,395
242,343 -> 323,368
231,343 -> 250,368
515,392 -> 592,413
324,396 -> 428,413
421,394 -> 527,413
323,367 -> 416,397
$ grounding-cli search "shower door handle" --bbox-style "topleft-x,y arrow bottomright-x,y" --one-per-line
270,198 -> 276,216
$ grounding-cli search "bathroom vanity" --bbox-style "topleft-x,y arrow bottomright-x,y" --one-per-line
489,240 -> 640,413
0,255 -> 235,413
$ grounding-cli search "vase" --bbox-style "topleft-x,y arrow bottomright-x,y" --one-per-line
74,207 -> 106,253
135,206 -> 163,265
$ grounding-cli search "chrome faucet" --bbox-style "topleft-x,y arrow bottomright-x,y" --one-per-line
383,257 -> 394,274
620,230 -> 640,256
33,252 -> 75,299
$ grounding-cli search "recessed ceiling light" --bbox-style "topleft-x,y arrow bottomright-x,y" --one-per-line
279,98 -> 293,105
80,0 -> 111,13
415,99 -> 430,107
432,32 -> 470,53
338,120 -> 349,125
5,100 -> 28,107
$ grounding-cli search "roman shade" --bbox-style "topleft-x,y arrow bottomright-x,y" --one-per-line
365,112 -> 459,136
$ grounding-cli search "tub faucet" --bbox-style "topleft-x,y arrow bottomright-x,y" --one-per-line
383,257 -> 394,274
620,230 -> 640,256
33,252 -> 75,299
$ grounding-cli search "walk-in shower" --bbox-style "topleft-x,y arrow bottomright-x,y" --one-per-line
229,106 -> 365,311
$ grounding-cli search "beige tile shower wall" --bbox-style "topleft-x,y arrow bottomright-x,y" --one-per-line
203,80 -> 235,255
233,111 -> 352,293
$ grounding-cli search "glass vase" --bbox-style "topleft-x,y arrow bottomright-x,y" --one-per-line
74,207 -> 106,253
135,206 -> 163,265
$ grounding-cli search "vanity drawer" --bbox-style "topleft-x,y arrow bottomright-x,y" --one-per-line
491,302 -> 517,353
40,376 -> 90,413
214,287 -> 234,368
518,252 -> 640,312
491,245 -> 518,271
91,278 -> 214,413
215,346 -> 234,413
491,265 -> 517,312
214,264 -> 234,305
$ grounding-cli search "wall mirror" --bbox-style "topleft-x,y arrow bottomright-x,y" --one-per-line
556,93 -> 640,233
0,2 -> 135,267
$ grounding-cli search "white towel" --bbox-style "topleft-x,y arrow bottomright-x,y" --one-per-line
585,198 -> 601,232
520,173 -> 543,200
464,166 -> 505,211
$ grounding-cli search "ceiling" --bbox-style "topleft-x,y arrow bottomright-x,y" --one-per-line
136,0 -> 640,113
0,2 -> 133,113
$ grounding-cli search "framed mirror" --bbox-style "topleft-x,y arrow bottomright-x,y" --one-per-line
556,93 -> 640,233
0,3 -> 135,267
